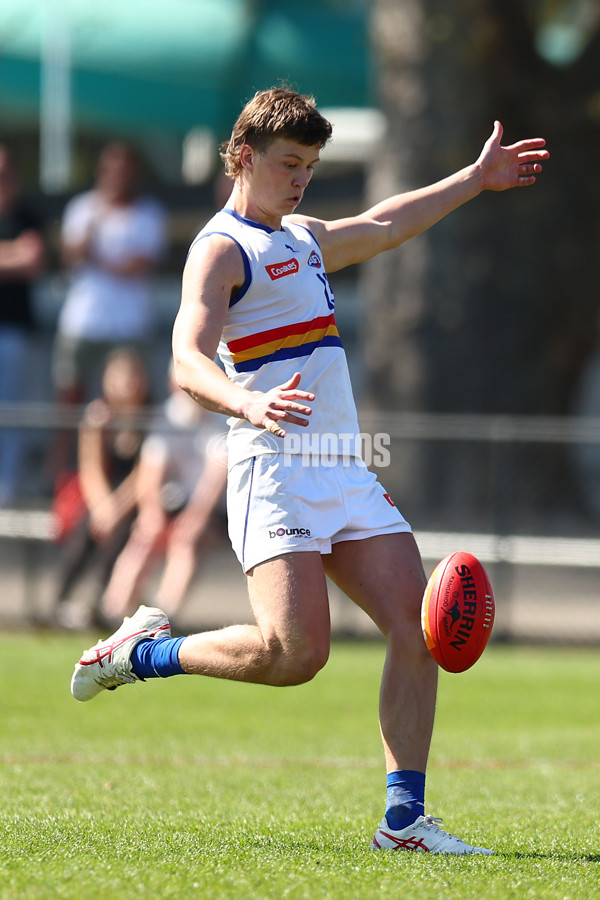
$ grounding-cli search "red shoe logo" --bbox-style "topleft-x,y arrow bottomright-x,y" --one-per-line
380,830 -> 430,851
79,624 -> 170,668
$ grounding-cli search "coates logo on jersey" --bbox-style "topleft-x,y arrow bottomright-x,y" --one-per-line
308,251 -> 322,268
265,259 -> 299,280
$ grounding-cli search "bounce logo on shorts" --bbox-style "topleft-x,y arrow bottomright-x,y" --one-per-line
268,526 -> 311,539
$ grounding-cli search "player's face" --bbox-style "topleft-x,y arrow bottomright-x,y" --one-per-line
244,138 -> 321,223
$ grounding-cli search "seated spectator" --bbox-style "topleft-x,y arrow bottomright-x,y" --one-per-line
0,145 -> 45,505
99,364 -> 227,630
52,347 -> 150,629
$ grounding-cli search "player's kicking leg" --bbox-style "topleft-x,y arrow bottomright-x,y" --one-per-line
71,551 -> 331,699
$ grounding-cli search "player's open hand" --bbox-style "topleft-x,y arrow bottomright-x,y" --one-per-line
476,121 -> 549,191
244,371 -> 314,438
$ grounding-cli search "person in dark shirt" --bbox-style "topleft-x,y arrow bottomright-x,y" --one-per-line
0,146 -> 45,504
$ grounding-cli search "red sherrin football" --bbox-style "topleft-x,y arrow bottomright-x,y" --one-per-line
421,551 -> 495,673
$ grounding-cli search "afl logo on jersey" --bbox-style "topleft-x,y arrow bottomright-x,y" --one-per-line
308,251 -> 322,268
265,258 -> 299,280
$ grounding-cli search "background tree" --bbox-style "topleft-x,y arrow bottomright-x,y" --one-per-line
362,0 -> 600,521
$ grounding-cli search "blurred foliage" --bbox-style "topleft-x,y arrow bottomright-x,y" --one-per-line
363,0 -> 600,521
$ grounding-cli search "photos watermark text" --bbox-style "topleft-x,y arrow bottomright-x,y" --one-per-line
282,432 -> 390,467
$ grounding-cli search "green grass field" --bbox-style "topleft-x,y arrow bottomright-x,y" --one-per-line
1,633 -> 598,899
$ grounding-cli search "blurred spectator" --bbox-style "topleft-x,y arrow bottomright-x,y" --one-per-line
52,347 -> 150,630
53,141 -> 167,405
0,145 -> 45,505
99,364 -> 227,630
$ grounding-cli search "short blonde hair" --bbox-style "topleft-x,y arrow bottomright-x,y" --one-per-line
220,87 -> 332,179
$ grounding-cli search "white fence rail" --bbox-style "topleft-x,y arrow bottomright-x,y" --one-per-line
0,406 -> 598,641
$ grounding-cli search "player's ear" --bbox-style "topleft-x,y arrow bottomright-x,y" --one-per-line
239,144 -> 254,173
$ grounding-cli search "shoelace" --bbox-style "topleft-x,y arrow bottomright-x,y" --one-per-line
422,816 -> 444,828
420,816 -> 471,848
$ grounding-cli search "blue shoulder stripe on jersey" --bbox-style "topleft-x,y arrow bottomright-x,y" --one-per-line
226,235 -> 252,306
223,208 -> 277,234
233,335 -> 343,373
188,230 -> 252,307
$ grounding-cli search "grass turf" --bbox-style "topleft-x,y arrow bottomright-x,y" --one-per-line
0,633 -> 598,899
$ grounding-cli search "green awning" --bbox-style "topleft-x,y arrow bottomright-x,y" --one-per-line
0,0 -> 373,141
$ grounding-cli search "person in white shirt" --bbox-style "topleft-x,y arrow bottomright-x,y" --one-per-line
53,142 -> 167,404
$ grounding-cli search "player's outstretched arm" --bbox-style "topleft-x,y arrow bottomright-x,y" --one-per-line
302,122 -> 549,273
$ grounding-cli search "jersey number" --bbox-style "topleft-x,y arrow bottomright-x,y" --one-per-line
316,273 -> 335,311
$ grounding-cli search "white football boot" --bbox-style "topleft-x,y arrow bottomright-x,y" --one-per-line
371,815 -> 493,854
70,605 -> 171,702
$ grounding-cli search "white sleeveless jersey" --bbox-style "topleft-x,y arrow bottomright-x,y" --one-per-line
190,208 -> 361,467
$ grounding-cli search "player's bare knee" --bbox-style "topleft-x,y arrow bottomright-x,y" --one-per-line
290,643 -> 329,685
267,639 -> 329,686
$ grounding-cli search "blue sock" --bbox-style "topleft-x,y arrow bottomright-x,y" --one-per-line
385,770 -> 425,830
130,637 -> 187,680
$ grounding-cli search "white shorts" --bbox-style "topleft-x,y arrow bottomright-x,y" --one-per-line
227,454 -> 411,572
